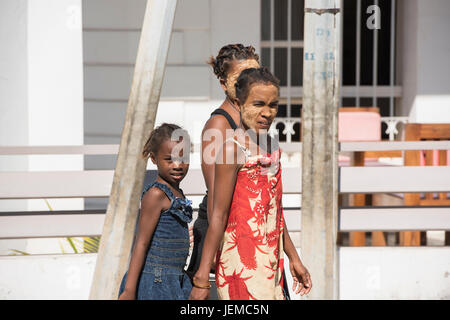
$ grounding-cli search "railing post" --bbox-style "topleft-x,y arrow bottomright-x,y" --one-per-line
89,0 -> 178,300
301,0 -> 341,299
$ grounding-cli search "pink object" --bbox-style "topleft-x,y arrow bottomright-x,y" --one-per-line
338,112 -> 381,142
420,151 -> 426,166
433,150 -> 440,166
337,111 -> 381,166
420,150 -> 446,166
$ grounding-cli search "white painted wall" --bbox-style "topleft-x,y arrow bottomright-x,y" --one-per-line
0,254 -> 96,299
25,0 -> 84,255
0,0 -> 84,255
2,248 -> 449,299
26,0 -> 84,211
82,0 -> 261,169
398,0 -> 450,123
82,0 -> 261,211
0,0 -> 29,150
0,1 -> 30,254
0,252 -> 299,300
339,247 -> 450,299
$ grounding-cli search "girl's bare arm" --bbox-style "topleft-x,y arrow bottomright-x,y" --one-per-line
119,188 -> 167,298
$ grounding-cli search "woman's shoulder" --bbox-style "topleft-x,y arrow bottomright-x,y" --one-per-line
203,112 -> 232,133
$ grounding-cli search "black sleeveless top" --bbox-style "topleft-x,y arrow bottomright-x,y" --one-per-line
196,108 -> 238,220
210,108 -> 238,130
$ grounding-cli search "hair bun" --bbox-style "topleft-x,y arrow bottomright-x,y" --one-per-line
207,44 -> 260,80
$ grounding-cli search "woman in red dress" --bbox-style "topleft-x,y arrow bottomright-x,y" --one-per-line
189,67 -> 312,300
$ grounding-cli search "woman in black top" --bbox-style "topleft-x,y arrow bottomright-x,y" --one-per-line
187,44 -> 259,274
187,44 -> 292,300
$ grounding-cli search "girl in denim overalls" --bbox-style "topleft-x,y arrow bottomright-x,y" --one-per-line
118,123 -> 193,300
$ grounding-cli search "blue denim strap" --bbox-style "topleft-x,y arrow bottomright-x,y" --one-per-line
141,181 -> 176,202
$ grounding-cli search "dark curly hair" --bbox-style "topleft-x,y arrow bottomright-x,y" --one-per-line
235,67 -> 280,105
142,123 -> 190,158
207,44 -> 260,81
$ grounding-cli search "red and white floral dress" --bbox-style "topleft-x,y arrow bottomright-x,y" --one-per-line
215,138 -> 285,300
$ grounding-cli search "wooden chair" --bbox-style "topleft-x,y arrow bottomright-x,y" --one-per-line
401,123 -> 450,246
339,107 -> 391,246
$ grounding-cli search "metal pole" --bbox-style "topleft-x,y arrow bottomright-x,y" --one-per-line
89,0 -> 178,300
301,0 -> 341,300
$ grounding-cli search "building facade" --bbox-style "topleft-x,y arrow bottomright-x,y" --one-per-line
0,0 -> 450,299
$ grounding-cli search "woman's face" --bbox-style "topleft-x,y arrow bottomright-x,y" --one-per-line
221,59 -> 260,100
238,83 -> 279,133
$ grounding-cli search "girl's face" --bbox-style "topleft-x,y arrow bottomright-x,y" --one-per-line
238,83 -> 279,133
220,59 -> 260,100
150,139 -> 189,186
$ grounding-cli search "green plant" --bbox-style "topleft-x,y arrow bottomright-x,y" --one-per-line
8,249 -> 30,255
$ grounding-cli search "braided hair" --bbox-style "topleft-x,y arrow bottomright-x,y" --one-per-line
208,44 -> 260,81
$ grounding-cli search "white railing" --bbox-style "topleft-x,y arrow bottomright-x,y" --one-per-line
267,116 -> 409,143
1,141 -> 450,299
270,118 -> 301,144
1,140 -> 449,239
380,116 -> 409,141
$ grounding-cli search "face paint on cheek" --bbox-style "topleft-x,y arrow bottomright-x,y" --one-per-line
241,106 -> 261,130
240,84 -> 279,132
224,60 -> 260,99
268,108 -> 278,121
225,74 -> 239,100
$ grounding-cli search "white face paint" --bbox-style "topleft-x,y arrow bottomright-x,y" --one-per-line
239,83 -> 279,133
222,59 -> 260,100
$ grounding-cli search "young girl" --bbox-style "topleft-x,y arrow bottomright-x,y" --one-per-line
190,68 -> 312,300
118,123 -> 193,300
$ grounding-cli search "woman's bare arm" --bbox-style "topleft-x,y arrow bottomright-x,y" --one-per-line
283,220 -> 312,295
201,116 -> 233,221
190,141 -> 242,299
119,188 -> 167,299
283,220 -> 301,262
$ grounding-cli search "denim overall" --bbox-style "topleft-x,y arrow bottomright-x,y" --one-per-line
118,181 -> 193,300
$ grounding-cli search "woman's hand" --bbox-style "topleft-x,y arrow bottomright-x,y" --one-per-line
189,275 -> 211,300
189,287 -> 210,300
118,289 -> 136,300
289,260 -> 312,296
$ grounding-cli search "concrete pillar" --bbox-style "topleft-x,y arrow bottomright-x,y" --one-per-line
301,0 -> 341,300
89,0 -> 178,300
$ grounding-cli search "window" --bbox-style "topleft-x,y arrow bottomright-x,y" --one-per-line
261,0 -> 400,141
261,0 -> 304,141
342,0 -> 399,117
